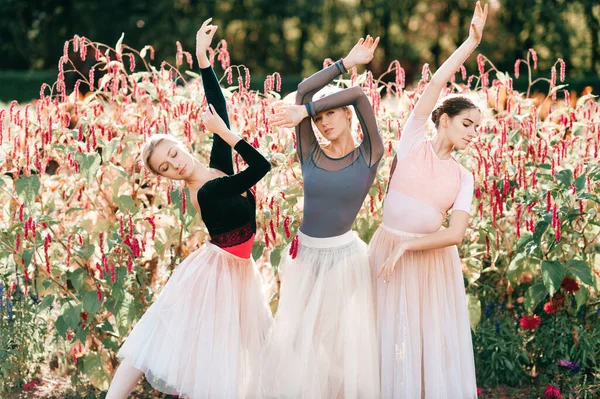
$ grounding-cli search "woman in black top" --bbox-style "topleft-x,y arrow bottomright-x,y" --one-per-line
106,19 -> 273,399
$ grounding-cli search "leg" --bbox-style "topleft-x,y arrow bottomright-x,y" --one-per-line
105,357 -> 144,399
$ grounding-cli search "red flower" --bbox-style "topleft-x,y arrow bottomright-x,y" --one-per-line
520,314 -> 541,330
476,387 -> 482,396
543,302 -> 556,314
561,276 -> 580,293
544,384 -> 562,399
23,380 -> 39,390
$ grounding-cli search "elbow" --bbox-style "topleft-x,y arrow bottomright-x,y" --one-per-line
450,230 -> 466,246
296,81 -> 310,104
260,158 -> 272,175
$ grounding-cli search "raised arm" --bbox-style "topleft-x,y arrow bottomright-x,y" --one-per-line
306,86 -> 383,167
272,35 -> 380,163
397,1 -> 488,157
196,18 -> 234,175
199,105 -> 271,197
293,60 -> 348,163
413,2 -> 487,118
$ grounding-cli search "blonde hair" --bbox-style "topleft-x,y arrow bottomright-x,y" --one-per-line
311,85 -> 358,140
141,134 -> 183,175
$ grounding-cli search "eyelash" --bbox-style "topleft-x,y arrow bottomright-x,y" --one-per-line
162,151 -> 178,172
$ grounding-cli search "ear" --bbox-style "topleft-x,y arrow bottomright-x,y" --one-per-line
441,113 -> 450,128
344,106 -> 352,120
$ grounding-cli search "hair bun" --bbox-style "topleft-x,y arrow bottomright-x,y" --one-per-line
431,106 -> 443,125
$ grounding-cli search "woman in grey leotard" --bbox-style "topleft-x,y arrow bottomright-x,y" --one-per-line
257,36 -> 383,399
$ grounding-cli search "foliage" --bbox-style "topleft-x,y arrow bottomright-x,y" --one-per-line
0,33 -> 598,395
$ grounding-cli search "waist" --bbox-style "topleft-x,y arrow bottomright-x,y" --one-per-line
297,229 -> 357,249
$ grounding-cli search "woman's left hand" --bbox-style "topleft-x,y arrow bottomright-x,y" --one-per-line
378,242 -> 407,282
269,104 -> 308,128
201,104 -> 229,135
468,1 -> 488,44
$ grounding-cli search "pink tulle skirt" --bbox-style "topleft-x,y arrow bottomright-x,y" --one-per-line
117,242 -> 273,398
368,224 -> 478,399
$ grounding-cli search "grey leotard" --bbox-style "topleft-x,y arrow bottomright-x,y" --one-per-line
296,59 -> 383,238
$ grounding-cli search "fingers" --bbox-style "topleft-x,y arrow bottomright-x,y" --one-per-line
201,18 -> 213,29
483,4 -> 489,20
370,36 -> 380,51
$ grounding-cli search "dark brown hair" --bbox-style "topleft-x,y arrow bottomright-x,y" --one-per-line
431,96 -> 479,128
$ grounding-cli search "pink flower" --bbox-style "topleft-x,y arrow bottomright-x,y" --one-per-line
544,385 -> 562,399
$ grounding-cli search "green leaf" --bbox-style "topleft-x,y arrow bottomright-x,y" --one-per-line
541,260 -> 565,296
68,269 -> 87,292
533,221 -> 549,245
524,283 -> 547,313
467,294 -> 481,331
74,152 -> 101,183
38,294 -> 55,310
55,316 -> 68,337
566,260 -> 594,286
15,175 -> 41,204
114,195 -> 137,214
555,169 -> 574,187
83,291 -> 102,315
101,138 -> 120,163
507,253 -> 527,284
575,286 -> 590,310
270,244 -> 285,272
574,172 -> 586,192
252,241 -> 266,261
22,249 -> 34,267
83,352 -> 110,390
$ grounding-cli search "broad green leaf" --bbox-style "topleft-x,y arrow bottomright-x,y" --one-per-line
533,221 -> 549,245
270,244 -> 285,273
83,291 -> 102,315
580,193 -> 600,204
55,316 -> 68,337
541,260 -> 565,296
554,169 -> 573,187
114,195 -> 137,214
252,241 -> 266,261
68,269 -> 87,292
101,138 -> 120,163
566,260 -> 594,286
15,175 -> 41,204
38,294 -> 55,310
74,152 -> 101,183
83,352 -> 110,390
574,172 -> 586,192
575,286 -> 590,310
22,249 -> 34,267
524,283 -> 547,312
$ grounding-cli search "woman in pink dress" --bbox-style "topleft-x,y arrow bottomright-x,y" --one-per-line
369,2 -> 488,398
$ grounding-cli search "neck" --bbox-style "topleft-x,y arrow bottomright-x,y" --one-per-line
327,132 -> 355,158
432,134 -> 454,160
185,158 -> 210,189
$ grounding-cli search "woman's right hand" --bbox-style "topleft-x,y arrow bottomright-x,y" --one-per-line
468,1 -> 488,44
343,35 -> 380,70
196,18 -> 218,67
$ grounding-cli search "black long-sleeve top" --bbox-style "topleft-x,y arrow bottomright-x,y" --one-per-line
197,66 -> 271,250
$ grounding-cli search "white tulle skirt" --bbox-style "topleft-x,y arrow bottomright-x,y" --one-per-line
368,224 -> 477,399
117,242 -> 273,399
257,230 -> 380,399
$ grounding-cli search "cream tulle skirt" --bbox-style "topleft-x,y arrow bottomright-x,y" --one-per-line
368,224 -> 477,399
117,242 -> 273,398
257,230 -> 380,399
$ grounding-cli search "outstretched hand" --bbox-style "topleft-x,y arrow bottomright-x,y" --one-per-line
469,1 -> 488,43
343,35 -> 379,70
196,18 -> 218,65
269,103 -> 308,129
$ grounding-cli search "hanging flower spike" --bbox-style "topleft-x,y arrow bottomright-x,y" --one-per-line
289,235 -> 299,259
